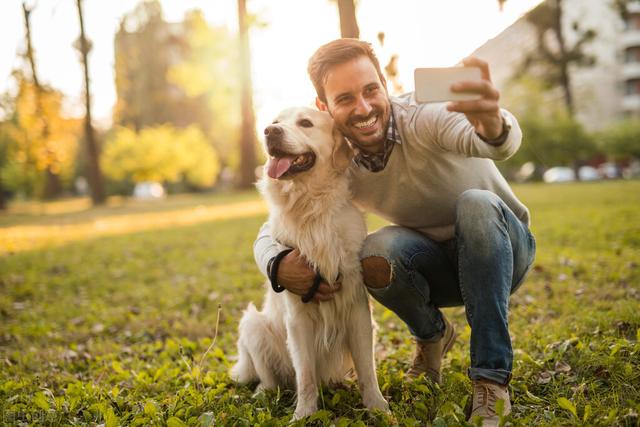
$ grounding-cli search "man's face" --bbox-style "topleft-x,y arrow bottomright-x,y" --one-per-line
316,56 -> 391,153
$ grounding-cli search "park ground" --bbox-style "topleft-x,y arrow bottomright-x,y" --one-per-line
0,181 -> 639,426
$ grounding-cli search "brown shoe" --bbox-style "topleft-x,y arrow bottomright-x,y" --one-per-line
406,316 -> 457,384
468,379 -> 511,427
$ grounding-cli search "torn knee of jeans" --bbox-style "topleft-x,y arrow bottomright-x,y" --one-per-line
361,256 -> 391,289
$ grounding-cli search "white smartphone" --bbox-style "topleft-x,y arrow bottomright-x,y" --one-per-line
414,67 -> 483,103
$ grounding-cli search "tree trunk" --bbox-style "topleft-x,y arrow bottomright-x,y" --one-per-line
553,0 -> 574,116
76,0 -> 105,204
0,176 -> 6,210
237,0 -> 258,189
22,3 -> 62,200
337,0 -> 359,38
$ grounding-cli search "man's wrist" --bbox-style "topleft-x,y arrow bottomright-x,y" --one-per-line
477,115 -> 511,146
268,249 -> 293,293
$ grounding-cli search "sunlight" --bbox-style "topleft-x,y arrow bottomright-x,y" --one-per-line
0,0 -> 543,127
0,198 -> 267,254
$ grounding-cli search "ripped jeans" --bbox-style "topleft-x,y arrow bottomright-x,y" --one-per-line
361,189 -> 536,385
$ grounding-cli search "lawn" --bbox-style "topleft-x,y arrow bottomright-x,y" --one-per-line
1,181 -> 639,426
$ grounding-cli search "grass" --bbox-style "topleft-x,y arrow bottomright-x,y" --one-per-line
0,181 -> 639,426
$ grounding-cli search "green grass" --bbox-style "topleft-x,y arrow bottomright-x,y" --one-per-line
1,181 -> 639,426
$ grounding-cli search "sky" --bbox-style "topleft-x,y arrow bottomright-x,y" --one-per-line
0,0 -> 543,131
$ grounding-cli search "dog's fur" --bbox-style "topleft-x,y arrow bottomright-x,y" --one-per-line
230,107 -> 388,419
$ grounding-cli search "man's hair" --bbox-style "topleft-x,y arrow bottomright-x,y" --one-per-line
308,38 -> 385,104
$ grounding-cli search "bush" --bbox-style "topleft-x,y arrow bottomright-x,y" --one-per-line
596,119 -> 640,161
101,125 -> 220,190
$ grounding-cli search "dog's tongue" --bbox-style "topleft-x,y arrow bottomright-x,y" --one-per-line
266,156 -> 294,179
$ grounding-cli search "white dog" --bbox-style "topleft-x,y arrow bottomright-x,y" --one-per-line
230,107 -> 389,419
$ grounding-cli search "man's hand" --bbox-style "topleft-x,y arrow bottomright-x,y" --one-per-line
446,57 -> 503,140
277,248 -> 341,303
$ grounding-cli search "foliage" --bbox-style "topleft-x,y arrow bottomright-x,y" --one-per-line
500,75 -> 596,173
101,125 -> 220,188
0,77 -> 80,198
113,3 -> 245,172
519,0 -> 596,115
167,9 -> 242,170
612,0 -> 640,20
113,1 -> 209,132
0,182 -> 639,425
595,119 -> 640,161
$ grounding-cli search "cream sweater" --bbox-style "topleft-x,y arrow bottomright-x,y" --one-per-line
350,93 -> 529,242
254,93 -> 529,276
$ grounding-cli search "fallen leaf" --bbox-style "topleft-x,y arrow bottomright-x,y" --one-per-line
555,361 -> 571,373
537,371 -> 553,384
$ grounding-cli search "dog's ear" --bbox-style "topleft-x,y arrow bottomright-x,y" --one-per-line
331,127 -> 353,172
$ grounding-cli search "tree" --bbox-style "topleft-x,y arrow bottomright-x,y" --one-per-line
21,2 -> 62,199
377,32 -> 404,95
101,125 -> 219,188
167,10 -> 241,170
336,0 -> 359,38
0,120 -> 10,209
597,119 -> 640,161
499,75 -> 597,177
520,0 -> 596,116
0,76 -> 80,199
237,0 -> 258,188
612,0 -> 640,20
75,0 -> 105,204
113,2 -> 212,132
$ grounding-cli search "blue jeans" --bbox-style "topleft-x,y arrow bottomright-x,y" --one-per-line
361,189 -> 536,385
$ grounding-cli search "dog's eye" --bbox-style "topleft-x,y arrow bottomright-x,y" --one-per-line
298,119 -> 313,128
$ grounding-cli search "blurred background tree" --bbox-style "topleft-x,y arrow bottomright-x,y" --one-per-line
101,125 -> 219,189
76,0 -> 106,204
596,119 -> 640,162
168,9 -> 241,170
22,2 -> 64,200
113,2 -> 211,132
0,0 -> 638,207
112,1 -> 249,183
518,0 -> 596,116
500,75 -> 596,178
0,75 -> 80,199
237,0 -> 259,188
335,0 -> 359,38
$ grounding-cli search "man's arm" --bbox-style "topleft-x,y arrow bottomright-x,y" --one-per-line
254,222 -> 288,277
428,57 -> 522,160
253,222 -> 340,302
425,105 -> 522,160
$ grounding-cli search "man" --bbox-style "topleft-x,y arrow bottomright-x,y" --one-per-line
254,39 -> 535,426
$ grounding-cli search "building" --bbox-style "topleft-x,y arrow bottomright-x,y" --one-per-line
470,0 -> 640,131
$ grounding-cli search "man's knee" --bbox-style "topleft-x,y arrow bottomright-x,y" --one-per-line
361,256 -> 391,289
455,189 -> 503,229
456,189 -> 499,214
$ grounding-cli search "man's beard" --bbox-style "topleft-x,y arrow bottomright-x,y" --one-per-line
337,107 -> 389,153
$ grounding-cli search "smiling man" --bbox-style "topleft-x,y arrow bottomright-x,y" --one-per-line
254,38 -> 535,426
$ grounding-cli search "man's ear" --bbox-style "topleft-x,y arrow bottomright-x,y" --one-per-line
331,126 -> 353,172
316,97 -> 328,112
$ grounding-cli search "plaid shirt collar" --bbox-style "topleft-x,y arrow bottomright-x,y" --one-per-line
349,109 -> 402,172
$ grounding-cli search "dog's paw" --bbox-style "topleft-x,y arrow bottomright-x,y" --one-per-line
252,381 -> 276,398
364,394 -> 390,413
292,403 -> 318,421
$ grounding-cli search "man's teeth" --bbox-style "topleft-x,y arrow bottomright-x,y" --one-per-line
354,116 -> 377,129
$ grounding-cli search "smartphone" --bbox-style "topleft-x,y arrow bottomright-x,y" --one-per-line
414,67 -> 483,103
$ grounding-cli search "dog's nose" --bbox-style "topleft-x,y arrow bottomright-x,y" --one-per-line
264,125 -> 283,137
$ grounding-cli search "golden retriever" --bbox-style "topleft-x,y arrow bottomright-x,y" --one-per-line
230,107 -> 389,419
